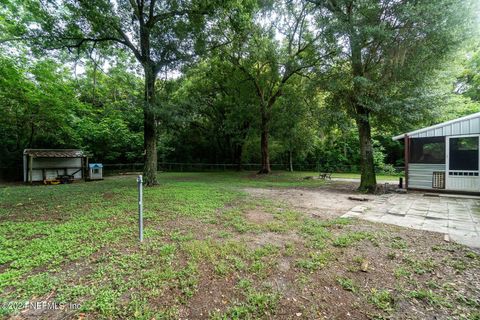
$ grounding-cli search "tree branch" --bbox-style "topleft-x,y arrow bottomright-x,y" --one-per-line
231,55 -> 265,103
115,28 -> 143,62
148,0 -> 156,22
147,9 -> 210,27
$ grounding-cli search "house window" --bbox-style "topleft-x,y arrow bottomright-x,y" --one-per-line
410,137 -> 445,164
449,136 -> 479,170
93,168 -> 99,174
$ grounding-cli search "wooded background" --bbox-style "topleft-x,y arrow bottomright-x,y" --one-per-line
1,0 -> 479,190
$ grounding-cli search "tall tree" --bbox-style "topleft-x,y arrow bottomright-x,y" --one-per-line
171,58 -> 257,169
74,61 -> 144,163
272,78 -> 321,172
309,0 -> 477,192
6,0 -> 226,185
455,46 -> 480,104
218,0 -> 332,173
0,54 -> 81,169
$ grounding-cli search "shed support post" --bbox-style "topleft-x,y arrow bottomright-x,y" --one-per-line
29,155 -> 33,183
85,157 -> 89,181
82,157 -> 86,181
404,135 -> 409,189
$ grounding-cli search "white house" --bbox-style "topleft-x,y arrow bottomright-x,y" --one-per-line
393,112 -> 480,193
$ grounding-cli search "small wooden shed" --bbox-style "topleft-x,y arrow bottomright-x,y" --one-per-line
393,112 -> 480,193
23,149 -> 87,183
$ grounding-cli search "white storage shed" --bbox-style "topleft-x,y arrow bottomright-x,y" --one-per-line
393,112 -> 480,193
23,149 -> 86,183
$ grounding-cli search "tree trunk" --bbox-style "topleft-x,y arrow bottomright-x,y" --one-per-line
258,108 -> 271,174
28,122 -> 35,148
233,121 -> 249,171
143,65 -> 158,186
348,30 -> 376,193
355,107 -> 376,193
289,150 -> 293,172
233,143 -> 243,171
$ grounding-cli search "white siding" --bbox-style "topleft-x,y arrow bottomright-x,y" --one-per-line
471,118 -> 480,132
409,115 -> 480,138
447,175 -> 480,191
408,163 -> 446,189
32,158 -> 81,169
29,158 -> 83,182
445,125 -> 452,136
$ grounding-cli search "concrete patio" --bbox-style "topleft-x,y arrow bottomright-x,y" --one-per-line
342,192 -> 480,248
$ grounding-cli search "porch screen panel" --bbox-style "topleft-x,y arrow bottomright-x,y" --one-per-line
449,137 -> 479,170
410,137 -> 445,164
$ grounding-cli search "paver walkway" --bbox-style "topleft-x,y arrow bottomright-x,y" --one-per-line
342,193 -> 480,248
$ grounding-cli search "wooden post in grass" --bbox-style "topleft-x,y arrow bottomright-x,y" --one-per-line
137,175 -> 143,242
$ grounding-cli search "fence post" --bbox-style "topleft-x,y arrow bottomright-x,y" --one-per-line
137,175 -> 143,242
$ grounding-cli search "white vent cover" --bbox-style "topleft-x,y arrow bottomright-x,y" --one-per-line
432,172 -> 445,189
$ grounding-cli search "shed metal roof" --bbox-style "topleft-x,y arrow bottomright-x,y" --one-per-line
23,149 -> 85,158
392,111 -> 480,141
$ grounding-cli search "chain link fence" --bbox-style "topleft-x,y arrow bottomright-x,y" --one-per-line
0,162 -> 404,183
102,162 -> 404,176
0,167 -> 23,183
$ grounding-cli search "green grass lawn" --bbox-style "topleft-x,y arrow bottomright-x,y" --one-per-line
0,172 -> 477,319
157,170 -> 402,182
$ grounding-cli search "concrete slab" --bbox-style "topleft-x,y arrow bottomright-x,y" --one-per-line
425,213 -> 447,220
342,193 -> 480,248
407,209 -> 428,217
449,221 -> 477,232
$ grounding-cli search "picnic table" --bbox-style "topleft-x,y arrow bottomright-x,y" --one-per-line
319,172 -> 332,180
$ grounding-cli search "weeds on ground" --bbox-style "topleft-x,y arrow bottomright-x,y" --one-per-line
337,277 -> 358,293
369,289 -> 394,312
210,279 -> 279,319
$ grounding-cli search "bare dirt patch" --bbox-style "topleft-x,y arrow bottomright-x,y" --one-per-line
179,267 -> 241,318
102,192 -> 114,199
240,231 -> 303,249
245,185 -> 376,218
245,208 -> 274,224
